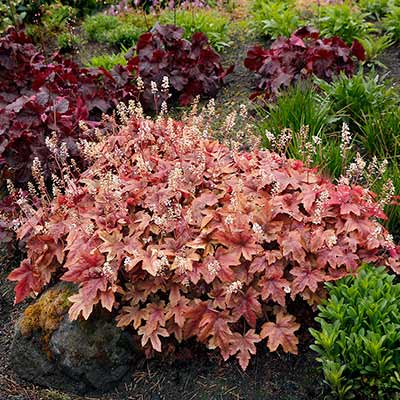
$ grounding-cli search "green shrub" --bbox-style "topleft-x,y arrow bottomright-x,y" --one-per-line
316,71 -> 399,128
25,1 -> 78,41
251,0 -> 303,38
358,0 -> 392,20
83,12 -> 152,48
314,3 -> 373,44
357,34 -> 394,65
87,51 -> 127,69
57,31 -> 81,51
158,9 -> 231,52
383,4 -> 400,41
310,265 -> 400,400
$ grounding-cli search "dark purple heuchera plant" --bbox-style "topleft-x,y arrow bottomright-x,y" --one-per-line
0,26 -> 231,186
0,28 -> 138,185
128,24 -> 233,109
244,26 -> 365,100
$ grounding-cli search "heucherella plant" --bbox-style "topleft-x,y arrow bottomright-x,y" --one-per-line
7,102 -> 400,371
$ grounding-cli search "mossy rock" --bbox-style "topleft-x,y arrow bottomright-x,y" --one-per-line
10,283 -> 137,394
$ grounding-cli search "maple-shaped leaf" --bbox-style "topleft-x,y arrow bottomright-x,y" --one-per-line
280,230 -> 306,263
212,228 -> 263,260
97,230 -> 124,261
206,311 -> 236,360
116,304 -> 148,329
201,247 -> 241,283
138,323 -> 169,352
99,289 -> 115,312
143,301 -> 167,330
230,287 -> 262,327
8,260 -> 39,304
166,296 -> 190,328
260,310 -> 300,354
290,265 -> 326,296
68,289 -> 98,320
62,250 -> 105,283
182,300 -> 210,340
231,330 -> 261,370
259,274 -> 289,306
141,247 -> 161,276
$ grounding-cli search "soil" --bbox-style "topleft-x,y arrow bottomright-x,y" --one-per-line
379,44 -> 400,83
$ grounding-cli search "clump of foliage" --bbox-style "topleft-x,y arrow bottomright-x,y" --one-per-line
358,0 -> 393,20
311,264 -> 400,399
251,0 -> 303,39
383,4 -> 400,41
7,104 -> 399,371
0,0 -> 117,32
25,2 -> 77,45
57,31 -> 81,52
244,26 -> 365,100
0,25 -> 229,186
83,12 -> 154,48
130,24 -> 232,108
316,71 -> 400,128
88,51 -> 128,70
0,28 -> 138,186
357,35 -> 394,66
159,9 -> 231,52
313,3 -> 373,44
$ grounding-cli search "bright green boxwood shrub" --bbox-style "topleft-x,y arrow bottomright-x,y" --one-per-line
310,265 -> 400,400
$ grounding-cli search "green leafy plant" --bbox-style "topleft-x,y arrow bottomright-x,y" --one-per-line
310,264 -> 400,400
159,9 -> 231,52
316,71 -> 399,128
57,31 -> 81,52
357,35 -> 394,65
83,12 -> 153,48
314,3 -> 373,44
383,4 -> 400,41
358,0 -> 394,20
254,82 -> 340,171
87,51 -> 127,70
251,0 -> 303,38
25,1 -> 78,44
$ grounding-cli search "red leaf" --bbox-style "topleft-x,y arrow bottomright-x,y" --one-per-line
8,260 -> 38,304
260,310 -> 300,353
231,330 -> 261,370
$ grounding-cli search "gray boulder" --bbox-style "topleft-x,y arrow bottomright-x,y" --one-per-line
10,283 -> 136,393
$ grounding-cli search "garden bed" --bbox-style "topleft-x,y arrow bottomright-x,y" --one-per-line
1,0 -> 400,399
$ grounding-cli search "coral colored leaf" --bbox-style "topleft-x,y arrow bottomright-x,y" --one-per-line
259,275 -> 289,306
99,289 -> 115,312
281,231 -> 306,263
290,266 -> 326,296
116,305 -> 148,329
260,311 -> 300,354
138,324 -> 169,352
231,330 -> 261,370
231,288 -> 262,327
8,260 -> 37,304
166,296 -> 190,328
68,290 -> 97,320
